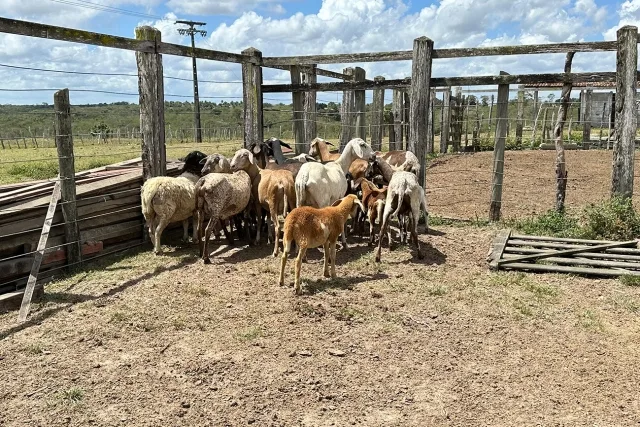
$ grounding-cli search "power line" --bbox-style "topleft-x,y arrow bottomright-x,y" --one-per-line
47,0 -> 166,20
0,88 -> 242,99
0,63 -> 242,84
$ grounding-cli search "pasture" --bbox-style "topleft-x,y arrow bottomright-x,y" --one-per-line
2,223 -> 640,425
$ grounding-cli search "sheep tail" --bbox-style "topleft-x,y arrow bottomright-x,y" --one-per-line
295,168 -> 309,207
391,179 -> 407,220
281,185 -> 288,218
140,181 -> 157,221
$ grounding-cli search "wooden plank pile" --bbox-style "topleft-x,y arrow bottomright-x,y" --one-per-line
0,158 -> 184,301
488,230 -> 640,277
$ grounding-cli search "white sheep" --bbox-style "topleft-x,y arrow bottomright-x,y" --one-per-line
375,171 -> 428,262
295,137 -> 375,248
141,150 -> 209,254
194,170 -> 252,264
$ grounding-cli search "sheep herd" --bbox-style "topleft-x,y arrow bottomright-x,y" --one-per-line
141,137 -> 428,294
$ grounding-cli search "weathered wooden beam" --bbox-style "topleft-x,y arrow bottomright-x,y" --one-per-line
426,89 -> 435,154
488,229 -> 511,269
498,240 -> 638,266
290,65 -> 305,154
611,26 -> 638,199
18,181 -> 61,322
0,17 -> 245,64
392,89 -> 404,150
440,89 -> 451,153
262,72 -> 617,92
500,262 -> 640,277
553,52 -> 575,212
340,68 -> 356,149
302,65 -> 317,148
54,89 -> 82,270
353,67 -> 367,141
409,37 -> 434,187
515,85 -> 524,146
261,41 -> 618,66
135,26 -> 166,180
489,72 -> 509,222
242,47 -> 264,149
371,76 -> 385,151
582,89 -> 593,142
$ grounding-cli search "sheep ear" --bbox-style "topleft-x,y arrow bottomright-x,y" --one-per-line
247,151 -> 255,165
251,144 -> 262,155
331,198 -> 342,207
325,141 -> 334,146
279,140 -> 292,149
353,177 -> 363,190
199,157 -> 207,165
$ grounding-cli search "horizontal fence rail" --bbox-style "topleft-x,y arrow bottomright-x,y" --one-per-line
262,72 -> 619,92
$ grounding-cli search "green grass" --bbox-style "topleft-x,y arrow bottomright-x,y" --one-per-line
235,326 -> 263,342
620,275 -> 640,287
23,342 -> 45,355
578,310 -> 605,332
60,388 -> 84,404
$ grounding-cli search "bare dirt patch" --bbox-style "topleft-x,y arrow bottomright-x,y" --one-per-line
427,149 -> 640,220
2,224 -> 640,426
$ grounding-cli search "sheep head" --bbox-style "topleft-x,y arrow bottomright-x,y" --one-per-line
309,137 -> 333,159
348,138 -> 375,162
200,154 -> 230,174
230,148 -> 256,172
331,194 -> 365,219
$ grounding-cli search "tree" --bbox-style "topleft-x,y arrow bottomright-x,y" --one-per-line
480,96 -> 489,107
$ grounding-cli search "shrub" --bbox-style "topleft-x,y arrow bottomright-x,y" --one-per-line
509,209 -> 580,238
8,162 -> 58,180
580,196 -> 640,241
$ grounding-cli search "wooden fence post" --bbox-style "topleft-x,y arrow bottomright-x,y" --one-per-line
490,71 -> 510,221
426,89 -> 435,154
242,47 -> 264,149
302,65 -> 317,151
371,76 -> 385,151
582,89 -> 592,143
354,67 -> 367,141
392,89 -> 404,150
516,85 -> 524,147
404,91 -> 411,146
607,91 -> 614,149
452,87 -> 463,152
612,25 -> 638,199
54,88 -> 81,269
441,88 -> 451,153
340,67 -> 355,149
135,26 -> 166,180
532,90 -> 538,123
554,52 -> 575,212
290,65 -> 305,154
409,36 -> 434,187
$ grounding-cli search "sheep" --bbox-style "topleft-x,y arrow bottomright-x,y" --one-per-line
140,150 -> 208,254
278,194 -> 365,295
295,137 -> 375,249
229,148 -> 296,257
360,178 -> 389,246
378,150 -> 421,175
375,171 -> 428,263
309,137 -> 371,181
248,139 -> 310,179
194,170 -> 252,264
200,153 -> 231,175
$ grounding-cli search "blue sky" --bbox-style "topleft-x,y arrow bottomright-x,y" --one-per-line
0,0 -> 633,109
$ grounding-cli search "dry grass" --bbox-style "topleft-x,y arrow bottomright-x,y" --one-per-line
2,224 -> 640,425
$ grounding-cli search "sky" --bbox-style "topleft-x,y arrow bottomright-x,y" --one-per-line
0,0 -> 634,107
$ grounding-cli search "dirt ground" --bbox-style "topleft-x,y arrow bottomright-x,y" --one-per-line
426,149 -> 640,220
2,223 -> 640,426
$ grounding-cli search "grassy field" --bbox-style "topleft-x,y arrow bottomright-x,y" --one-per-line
0,138 -> 245,185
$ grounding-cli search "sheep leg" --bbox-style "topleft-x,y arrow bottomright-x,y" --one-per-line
411,210 -> 424,260
375,206 -> 393,263
368,208 -> 376,246
181,219 -> 189,243
271,207 -> 280,257
330,240 -> 337,278
202,216 -> 216,264
153,217 -> 170,255
279,239 -> 290,287
340,226 -> 348,250
197,210 -> 205,257
294,247 -> 307,295
146,218 -> 156,247
322,242 -> 331,277
255,205 -> 263,245
222,219 -> 234,246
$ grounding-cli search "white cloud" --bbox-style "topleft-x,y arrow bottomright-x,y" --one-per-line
604,0 -> 640,40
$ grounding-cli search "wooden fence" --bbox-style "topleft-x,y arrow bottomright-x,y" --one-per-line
0,17 -> 638,307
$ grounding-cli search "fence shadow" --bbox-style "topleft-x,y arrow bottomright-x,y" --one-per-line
0,257 -> 196,341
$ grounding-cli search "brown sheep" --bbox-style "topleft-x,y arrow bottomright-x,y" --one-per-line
360,179 -> 389,246
278,194 -> 364,295
230,148 -> 296,257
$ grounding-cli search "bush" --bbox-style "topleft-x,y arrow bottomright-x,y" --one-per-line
510,197 -> 640,241
509,209 -> 581,238
580,196 -> 640,241
8,162 -> 58,180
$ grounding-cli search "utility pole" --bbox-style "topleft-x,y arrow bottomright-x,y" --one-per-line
176,20 -> 207,143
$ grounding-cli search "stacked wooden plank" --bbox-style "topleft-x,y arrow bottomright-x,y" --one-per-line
0,158 -> 184,299
488,230 -> 640,277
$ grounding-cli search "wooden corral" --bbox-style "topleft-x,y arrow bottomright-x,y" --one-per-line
0,158 -> 184,310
